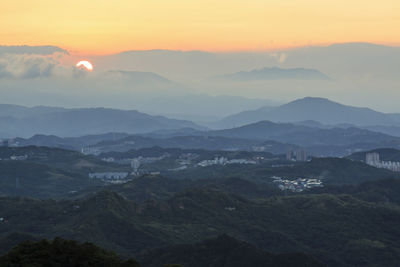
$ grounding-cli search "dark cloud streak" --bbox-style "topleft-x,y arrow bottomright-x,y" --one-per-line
0,45 -> 68,55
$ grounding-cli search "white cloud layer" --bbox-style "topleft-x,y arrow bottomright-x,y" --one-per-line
0,53 -> 61,79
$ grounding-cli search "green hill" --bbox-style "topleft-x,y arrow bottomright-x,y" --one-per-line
311,177 -> 400,204
0,146 -> 129,174
169,157 -> 399,185
0,235 -> 323,267
0,160 -> 98,198
138,234 -> 324,267
82,176 -> 281,203
278,157 -> 398,185
0,237 -> 140,267
0,146 -> 131,198
1,189 -> 400,266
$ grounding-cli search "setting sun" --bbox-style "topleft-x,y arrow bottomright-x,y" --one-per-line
76,60 -> 93,71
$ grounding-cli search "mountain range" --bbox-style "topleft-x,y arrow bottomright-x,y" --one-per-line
10,119 -> 400,157
0,104 -> 204,138
209,120 -> 400,146
216,97 -> 400,128
213,67 -> 329,81
4,97 -> 400,157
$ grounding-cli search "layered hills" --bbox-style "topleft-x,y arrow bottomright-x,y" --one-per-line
0,104 -> 203,138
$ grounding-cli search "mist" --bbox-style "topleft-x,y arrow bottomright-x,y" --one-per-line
1,43 -> 399,121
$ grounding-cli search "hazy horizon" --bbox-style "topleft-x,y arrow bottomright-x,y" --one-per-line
0,42 -> 399,116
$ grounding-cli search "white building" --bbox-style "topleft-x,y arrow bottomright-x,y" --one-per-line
365,152 -> 400,172
366,153 -> 380,165
89,172 -> 129,180
131,158 -> 141,171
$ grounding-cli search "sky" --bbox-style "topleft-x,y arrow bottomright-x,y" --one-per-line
1,0 -> 399,54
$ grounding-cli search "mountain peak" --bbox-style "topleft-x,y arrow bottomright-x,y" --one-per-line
285,97 -> 342,107
298,96 -> 332,102
217,97 -> 397,128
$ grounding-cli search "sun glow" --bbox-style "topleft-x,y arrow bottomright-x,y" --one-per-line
76,60 -> 93,71
1,0 -> 399,54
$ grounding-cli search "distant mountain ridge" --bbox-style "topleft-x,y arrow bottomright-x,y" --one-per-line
0,104 -> 204,138
217,97 -> 400,128
0,104 -> 67,119
12,133 -> 130,150
214,67 -> 330,81
11,119 -> 400,157
71,120 -> 400,156
104,70 -> 174,86
208,120 -> 400,147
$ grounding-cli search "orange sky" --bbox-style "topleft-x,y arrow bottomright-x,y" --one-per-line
1,0 -> 399,54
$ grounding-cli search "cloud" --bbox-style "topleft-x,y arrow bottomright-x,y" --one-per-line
0,53 -> 62,79
269,53 -> 288,64
0,45 -> 72,79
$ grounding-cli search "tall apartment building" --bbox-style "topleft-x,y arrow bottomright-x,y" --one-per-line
286,149 -> 308,161
295,149 -> 308,161
366,152 -> 380,165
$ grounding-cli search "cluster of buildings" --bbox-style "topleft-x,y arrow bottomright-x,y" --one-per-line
168,165 -> 189,171
0,139 -> 9,147
10,155 -> 28,160
88,172 -> 130,184
101,154 -> 169,176
167,153 -> 198,171
252,145 -> 269,152
130,155 -> 168,168
0,139 -> 20,147
102,154 -> 168,172
365,152 -> 400,172
286,149 -> 308,162
177,153 -> 199,165
0,155 -> 28,161
81,147 -> 101,156
197,157 -> 257,167
272,176 -> 323,192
